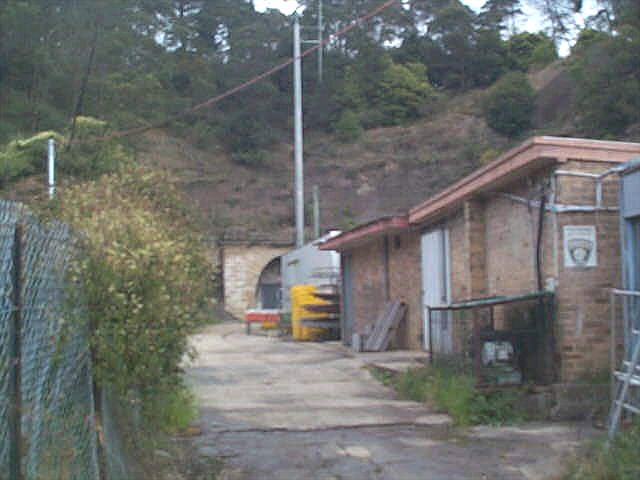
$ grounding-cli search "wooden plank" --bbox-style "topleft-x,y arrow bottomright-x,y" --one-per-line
378,303 -> 407,352
364,302 -> 394,351
364,300 -> 406,352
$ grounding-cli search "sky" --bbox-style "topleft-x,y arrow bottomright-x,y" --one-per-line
254,0 -> 601,54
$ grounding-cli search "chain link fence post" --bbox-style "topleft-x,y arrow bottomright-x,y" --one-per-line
9,223 -> 23,480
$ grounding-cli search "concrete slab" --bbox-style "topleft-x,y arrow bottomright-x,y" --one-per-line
184,322 -> 594,480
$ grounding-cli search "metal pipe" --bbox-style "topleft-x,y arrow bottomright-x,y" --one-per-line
47,138 -> 56,199
611,290 -> 617,412
313,185 -> 320,239
293,15 -> 305,248
318,0 -> 323,82
596,179 -> 603,208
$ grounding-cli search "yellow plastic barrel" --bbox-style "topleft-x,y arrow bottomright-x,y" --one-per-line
291,285 -> 328,341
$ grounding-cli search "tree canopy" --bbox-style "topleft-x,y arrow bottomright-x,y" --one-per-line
0,0 -> 637,163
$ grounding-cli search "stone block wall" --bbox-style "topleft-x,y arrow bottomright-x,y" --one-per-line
222,244 -> 290,319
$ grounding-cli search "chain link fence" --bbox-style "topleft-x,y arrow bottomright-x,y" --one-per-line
0,200 -> 130,480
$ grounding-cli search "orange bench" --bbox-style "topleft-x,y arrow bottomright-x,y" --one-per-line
245,309 -> 281,334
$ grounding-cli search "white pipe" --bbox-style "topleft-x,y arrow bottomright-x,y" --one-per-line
293,16 -> 305,248
47,138 -> 55,199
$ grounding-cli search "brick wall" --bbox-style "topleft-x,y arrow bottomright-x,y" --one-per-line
350,238 -> 386,339
553,161 -> 621,380
222,245 -> 290,319
388,230 -> 422,349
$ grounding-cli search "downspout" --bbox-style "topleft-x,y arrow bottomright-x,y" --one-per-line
536,190 -> 547,292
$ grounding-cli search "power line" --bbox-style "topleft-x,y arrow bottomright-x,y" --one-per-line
68,0 -> 397,147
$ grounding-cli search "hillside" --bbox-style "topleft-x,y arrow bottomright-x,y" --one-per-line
134,63 -> 590,243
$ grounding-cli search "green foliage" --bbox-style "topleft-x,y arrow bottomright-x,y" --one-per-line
334,110 -> 363,143
507,32 -> 558,71
479,148 -> 503,165
483,72 -> 535,137
148,383 -> 198,433
0,131 -> 64,185
561,421 -> 640,480
392,362 -> 525,426
375,62 -> 434,125
64,116 -> 132,177
0,118 -> 130,186
570,26 -> 640,136
338,53 -> 434,128
52,167 -> 215,419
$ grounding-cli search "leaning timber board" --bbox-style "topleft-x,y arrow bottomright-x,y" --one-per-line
364,300 -> 406,352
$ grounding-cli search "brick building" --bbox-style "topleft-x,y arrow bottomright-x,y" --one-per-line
321,137 -> 640,381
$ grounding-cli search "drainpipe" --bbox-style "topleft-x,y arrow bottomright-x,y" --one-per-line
536,190 -> 547,292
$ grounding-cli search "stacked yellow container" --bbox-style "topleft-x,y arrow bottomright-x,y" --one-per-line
290,285 -> 328,341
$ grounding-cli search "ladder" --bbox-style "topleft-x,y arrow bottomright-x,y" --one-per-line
608,327 -> 640,439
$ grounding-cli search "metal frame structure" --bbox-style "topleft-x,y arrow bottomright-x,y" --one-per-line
427,291 -> 556,385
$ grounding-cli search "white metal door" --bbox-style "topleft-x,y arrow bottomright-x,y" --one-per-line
421,228 -> 451,353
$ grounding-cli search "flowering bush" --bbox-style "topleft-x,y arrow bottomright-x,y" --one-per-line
52,167 -> 214,412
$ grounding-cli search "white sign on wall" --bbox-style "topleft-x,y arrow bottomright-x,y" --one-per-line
564,225 -> 597,268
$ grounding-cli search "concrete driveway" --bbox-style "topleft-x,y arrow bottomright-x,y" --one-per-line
185,322 -> 593,480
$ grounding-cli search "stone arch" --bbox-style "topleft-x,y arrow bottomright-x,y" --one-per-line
222,244 -> 290,319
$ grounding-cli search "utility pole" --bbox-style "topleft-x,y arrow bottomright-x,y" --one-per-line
301,1 -> 324,82
47,138 -> 56,200
293,14 -> 305,249
318,0 -> 324,83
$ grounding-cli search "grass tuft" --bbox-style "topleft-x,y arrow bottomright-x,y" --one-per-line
375,360 -> 526,426
559,421 -> 640,480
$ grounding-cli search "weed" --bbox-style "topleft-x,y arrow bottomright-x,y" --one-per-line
559,421 -> 640,480
149,384 -> 199,434
379,361 -> 526,426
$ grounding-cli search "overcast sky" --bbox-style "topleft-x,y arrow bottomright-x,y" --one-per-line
254,0 -> 600,52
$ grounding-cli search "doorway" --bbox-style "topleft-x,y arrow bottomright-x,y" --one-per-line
421,227 -> 452,353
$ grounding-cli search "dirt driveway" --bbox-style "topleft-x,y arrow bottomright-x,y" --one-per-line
185,322 -> 592,480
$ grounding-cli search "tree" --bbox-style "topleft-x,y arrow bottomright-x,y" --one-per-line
570,25 -> 640,136
507,32 -> 557,71
479,0 -> 523,34
374,62 -> 434,124
483,71 -> 535,137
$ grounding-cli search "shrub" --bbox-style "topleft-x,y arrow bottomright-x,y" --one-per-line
334,110 -> 363,143
0,117 -> 130,186
374,62 -> 434,125
483,72 -> 535,137
64,116 -> 131,177
0,130 -> 64,185
51,167 -> 215,420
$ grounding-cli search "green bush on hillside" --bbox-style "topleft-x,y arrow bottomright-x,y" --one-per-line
334,110 -> 363,143
0,117 -> 130,186
483,72 -> 535,137
0,131 -> 64,185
